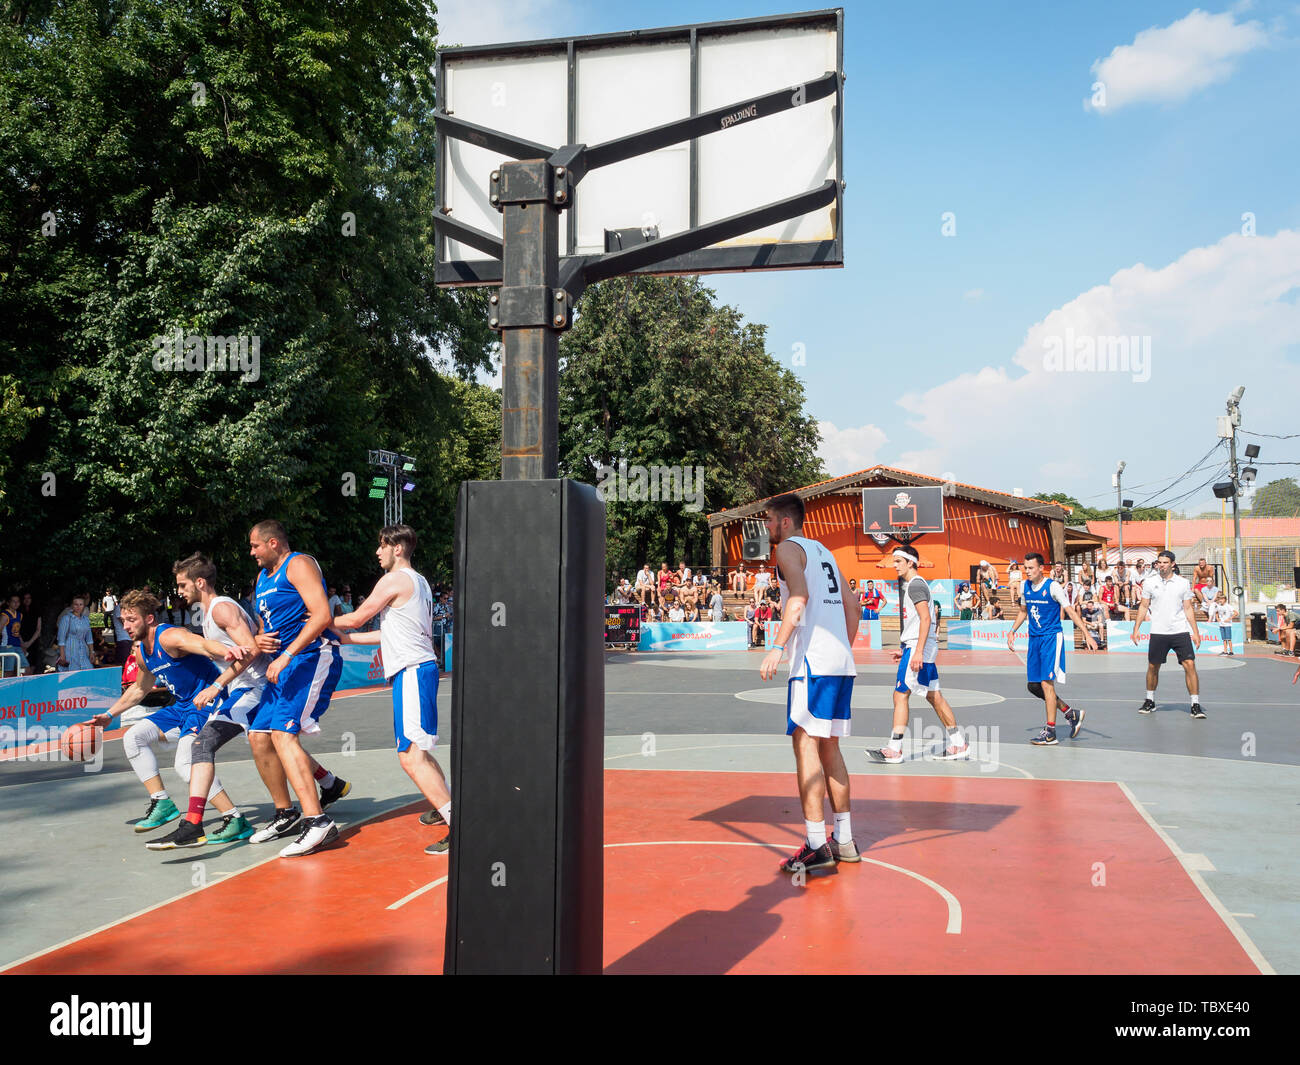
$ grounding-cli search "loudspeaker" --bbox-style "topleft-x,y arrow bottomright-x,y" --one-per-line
444,479 -> 605,974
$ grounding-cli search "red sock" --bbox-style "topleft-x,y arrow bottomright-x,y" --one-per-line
313,765 -> 329,782
1058,700 -> 1071,714
186,796 -> 207,824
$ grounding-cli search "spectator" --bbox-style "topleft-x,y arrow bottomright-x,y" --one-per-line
667,601 -> 686,623
752,597 -> 774,647
863,579 -> 885,620
615,578 -> 635,604
1131,558 -> 1151,598
743,600 -> 757,644
1008,560 -> 1023,606
635,563 -> 655,606
986,594 -> 1003,621
656,562 -> 674,607
709,584 -> 725,623
976,560 -> 997,607
1080,593 -> 1107,649
1095,558 -> 1112,586
683,599 -> 700,623
1192,558 -> 1214,605
1078,562 -> 1094,589
57,595 -> 96,672
1,594 -> 26,677
730,563 -> 747,595
18,591 -> 43,675
1213,592 -> 1237,656
752,563 -> 772,606
956,582 -> 974,621
1271,608 -> 1296,656
676,561 -> 691,589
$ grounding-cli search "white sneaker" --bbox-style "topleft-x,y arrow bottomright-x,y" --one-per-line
279,817 -> 338,857
938,741 -> 971,760
866,746 -> 904,764
249,807 -> 301,843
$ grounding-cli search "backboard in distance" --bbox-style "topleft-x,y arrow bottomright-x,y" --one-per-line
863,486 -> 945,543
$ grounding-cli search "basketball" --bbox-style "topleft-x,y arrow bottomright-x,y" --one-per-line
60,722 -> 102,762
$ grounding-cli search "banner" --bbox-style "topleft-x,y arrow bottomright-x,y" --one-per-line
639,622 -> 753,652
867,578 -> 957,618
946,620 -> 1075,651
1106,621 -> 1243,655
335,631 -> 452,691
0,667 -> 122,749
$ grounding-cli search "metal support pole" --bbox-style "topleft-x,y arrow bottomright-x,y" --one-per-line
1228,424 -> 1247,623
1116,471 -> 1124,567
495,160 -> 562,480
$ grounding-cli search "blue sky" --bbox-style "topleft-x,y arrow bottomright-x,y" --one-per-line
438,1 -> 1300,514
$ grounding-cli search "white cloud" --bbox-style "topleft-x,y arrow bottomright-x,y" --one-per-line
434,0 -> 578,48
964,289 -> 985,301
1086,8 -> 1271,113
817,421 -> 888,477
896,229 -> 1300,497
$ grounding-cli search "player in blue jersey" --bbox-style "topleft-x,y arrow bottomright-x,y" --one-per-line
331,525 -> 452,855
246,520 -> 348,857
1007,553 -> 1097,746
91,589 -> 254,833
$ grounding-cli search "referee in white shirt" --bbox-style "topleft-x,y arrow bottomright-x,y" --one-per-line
1131,550 -> 1205,719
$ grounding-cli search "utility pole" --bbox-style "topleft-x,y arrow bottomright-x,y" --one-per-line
1224,387 -> 1247,626
1114,461 -> 1126,568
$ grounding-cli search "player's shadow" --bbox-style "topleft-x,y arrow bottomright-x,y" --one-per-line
606,793 -> 1018,973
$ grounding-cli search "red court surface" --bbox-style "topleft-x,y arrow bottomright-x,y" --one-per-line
7,770 -> 1258,975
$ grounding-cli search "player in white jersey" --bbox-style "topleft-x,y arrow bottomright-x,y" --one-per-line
143,554 -> 262,847
867,543 -> 970,764
331,525 -> 452,855
758,494 -> 859,877
1132,549 -> 1205,719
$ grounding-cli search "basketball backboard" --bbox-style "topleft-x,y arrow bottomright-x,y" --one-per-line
435,9 -> 843,286
863,486 -> 944,545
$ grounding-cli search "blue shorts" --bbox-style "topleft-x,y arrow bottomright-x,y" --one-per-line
895,644 -> 940,694
862,609 -> 879,621
391,660 -> 439,753
1027,632 -> 1067,684
786,670 -> 853,738
249,645 -> 342,735
146,700 -> 207,738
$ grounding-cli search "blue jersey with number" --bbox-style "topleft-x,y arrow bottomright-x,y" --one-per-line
1023,577 -> 1063,637
140,623 -> 220,703
255,551 -> 330,652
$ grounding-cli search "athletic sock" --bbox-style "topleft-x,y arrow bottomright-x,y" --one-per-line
1145,690 -> 1155,701
186,797 -> 207,824
1057,700 -> 1071,715
947,726 -> 963,744
833,812 -> 852,844
806,820 -> 827,849
151,790 -> 169,800
887,730 -> 905,751
438,801 -> 452,827
313,767 -> 335,788
1190,695 -> 1200,706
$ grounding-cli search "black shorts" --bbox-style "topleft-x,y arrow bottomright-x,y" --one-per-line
1149,632 -> 1195,665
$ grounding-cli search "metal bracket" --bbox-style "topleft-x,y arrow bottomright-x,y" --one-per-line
489,286 -> 572,330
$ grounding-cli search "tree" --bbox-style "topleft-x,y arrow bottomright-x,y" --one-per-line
1249,477 -> 1300,518
560,276 -> 824,583
1032,492 -> 1164,523
0,0 -> 498,601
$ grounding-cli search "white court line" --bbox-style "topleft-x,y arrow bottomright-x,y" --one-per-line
603,841 -> 962,935
389,875 -> 448,910
1116,781 -> 1274,975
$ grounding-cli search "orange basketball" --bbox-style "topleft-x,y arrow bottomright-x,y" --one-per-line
60,722 -> 102,762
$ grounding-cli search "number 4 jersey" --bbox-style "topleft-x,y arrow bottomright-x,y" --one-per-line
775,535 -> 856,680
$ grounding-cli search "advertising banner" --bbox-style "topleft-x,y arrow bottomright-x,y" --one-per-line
639,622 -> 752,652
868,578 -> 957,618
1106,621 -> 1243,655
946,620 -> 1075,651
0,667 -> 122,749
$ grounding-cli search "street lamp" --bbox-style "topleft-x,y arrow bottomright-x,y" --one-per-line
1114,461 -> 1127,567
1224,387 -> 1248,626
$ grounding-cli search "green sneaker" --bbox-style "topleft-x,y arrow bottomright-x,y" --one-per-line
206,814 -> 255,843
134,796 -> 180,833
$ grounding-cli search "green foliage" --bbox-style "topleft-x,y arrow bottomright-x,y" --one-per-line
1032,491 -> 1164,523
560,276 -> 825,584
0,0 -> 497,599
1249,477 -> 1300,518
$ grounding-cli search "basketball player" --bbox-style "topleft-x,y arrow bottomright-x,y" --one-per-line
1131,550 -> 1205,719
1007,553 -> 1096,746
758,493 -> 858,876
330,525 -> 452,855
148,553 -> 347,848
90,590 -> 252,833
246,520 -> 347,857
867,544 -> 970,763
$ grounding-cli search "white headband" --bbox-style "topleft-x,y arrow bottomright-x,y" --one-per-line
892,548 -> 918,563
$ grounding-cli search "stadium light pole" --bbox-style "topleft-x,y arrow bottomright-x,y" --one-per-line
1113,461 -> 1126,567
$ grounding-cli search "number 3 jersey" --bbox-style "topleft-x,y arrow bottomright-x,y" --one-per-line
775,535 -> 856,680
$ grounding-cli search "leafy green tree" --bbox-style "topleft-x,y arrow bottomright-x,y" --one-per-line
1249,477 -> 1300,518
0,0 -> 497,602
560,276 -> 824,584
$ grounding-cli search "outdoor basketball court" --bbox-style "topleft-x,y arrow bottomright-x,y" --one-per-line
3,645 -> 1292,975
